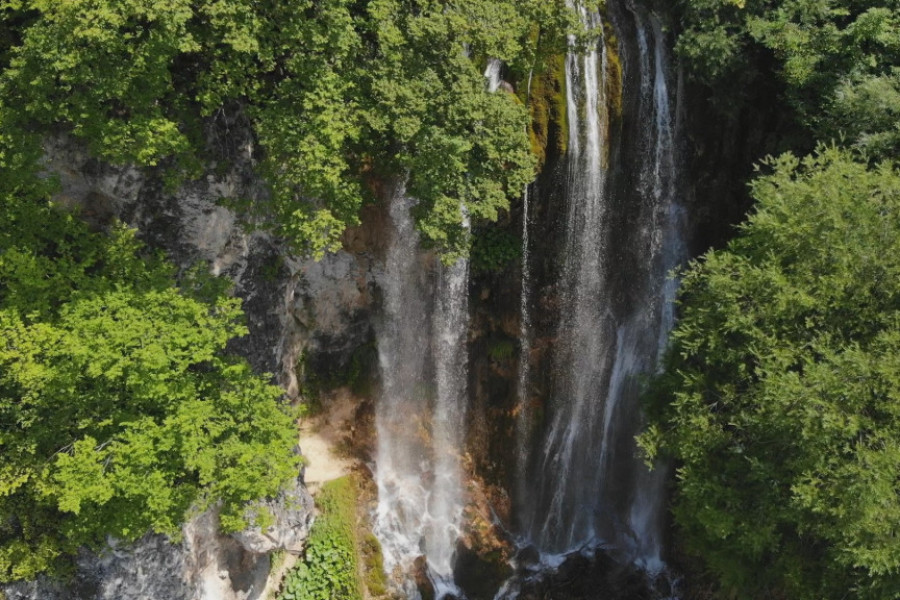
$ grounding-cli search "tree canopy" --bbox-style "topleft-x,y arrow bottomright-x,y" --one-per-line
641,147 -> 900,600
0,189 -> 301,582
0,0 -> 578,259
675,0 -> 900,159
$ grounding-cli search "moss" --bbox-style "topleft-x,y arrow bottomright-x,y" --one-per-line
360,532 -> 388,596
488,338 -> 516,362
603,20 -> 624,125
526,53 -> 569,169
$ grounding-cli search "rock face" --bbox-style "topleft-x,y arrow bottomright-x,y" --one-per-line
233,475 -> 315,555
3,478 -> 313,600
5,118 -> 379,599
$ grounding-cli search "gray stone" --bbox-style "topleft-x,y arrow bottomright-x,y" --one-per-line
232,476 -> 314,555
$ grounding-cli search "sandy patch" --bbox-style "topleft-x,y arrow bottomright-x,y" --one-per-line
298,388 -> 358,494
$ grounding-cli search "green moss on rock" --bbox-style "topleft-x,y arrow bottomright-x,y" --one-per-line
526,53 -> 568,169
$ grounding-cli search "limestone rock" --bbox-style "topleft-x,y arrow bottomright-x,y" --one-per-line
232,475 -> 314,555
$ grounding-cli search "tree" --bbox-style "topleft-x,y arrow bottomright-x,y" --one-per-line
0,191 -> 301,582
0,0 -> 578,260
674,0 -> 900,159
641,148 -> 900,600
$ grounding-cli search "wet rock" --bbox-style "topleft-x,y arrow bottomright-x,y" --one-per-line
513,548 -> 659,600
413,556 -> 436,600
453,540 -> 513,600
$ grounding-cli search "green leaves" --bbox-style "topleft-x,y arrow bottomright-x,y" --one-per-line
0,0 -> 573,260
278,477 -> 361,600
676,0 -> 900,158
0,196 -> 301,582
643,148 -> 900,599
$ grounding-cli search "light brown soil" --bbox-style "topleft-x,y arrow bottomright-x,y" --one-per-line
297,388 -> 358,494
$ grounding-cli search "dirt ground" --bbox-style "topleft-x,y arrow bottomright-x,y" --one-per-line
297,388 -> 358,494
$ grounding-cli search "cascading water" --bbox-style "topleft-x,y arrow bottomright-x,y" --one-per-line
515,0 -> 686,577
484,58 -> 503,93
374,182 -> 470,597
519,2 -> 613,554
515,182 -> 533,505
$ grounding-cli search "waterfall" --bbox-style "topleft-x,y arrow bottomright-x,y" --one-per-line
520,2 -> 612,553
515,182 -> 532,506
484,58 -> 503,93
515,0 -> 686,574
374,183 -> 470,597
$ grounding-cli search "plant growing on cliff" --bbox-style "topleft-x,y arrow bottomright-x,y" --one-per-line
0,190 -> 301,582
641,147 -> 900,600
0,0 -> 585,260
278,476 -> 361,600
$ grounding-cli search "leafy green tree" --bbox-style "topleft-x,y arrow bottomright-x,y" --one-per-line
675,0 -> 900,158
0,0 -> 577,259
0,191 -> 301,582
641,147 -> 900,599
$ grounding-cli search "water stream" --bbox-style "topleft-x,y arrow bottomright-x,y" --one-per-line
374,182 -> 470,597
515,0 -> 686,576
373,1 -> 686,594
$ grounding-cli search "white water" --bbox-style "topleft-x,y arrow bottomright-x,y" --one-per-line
515,182 -> 532,506
374,183 -> 470,597
484,58 -> 503,93
516,0 -> 686,576
521,3 -> 611,552
625,9 -> 687,572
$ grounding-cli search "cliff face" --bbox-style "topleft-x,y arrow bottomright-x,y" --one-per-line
3,478 -> 313,600
3,119 -> 380,599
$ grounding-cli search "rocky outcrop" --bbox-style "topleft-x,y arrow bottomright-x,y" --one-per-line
9,115 -> 382,599
233,475 -> 315,555
3,478 -> 313,600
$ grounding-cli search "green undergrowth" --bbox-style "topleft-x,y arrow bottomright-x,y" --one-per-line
360,531 -> 388,597
278,477 -> 362,600
470,225 -> 521,274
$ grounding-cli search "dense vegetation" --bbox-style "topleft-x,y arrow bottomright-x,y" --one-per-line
643,1 -> 900,598
0,187 -> 301,581
278,477 -> 362,600
2,0 -> 897,597
642,148 -> 900,599
0,0 -> 580,260
0,0 -> 586,587
676,0 -> 900,159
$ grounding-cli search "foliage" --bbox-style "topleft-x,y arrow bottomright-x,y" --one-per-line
470,224 -> 522,273
278,477 -> 361,600
0,0 -> 584,260
641,147 -> 900,600
674,0 -> 900,158
0,191 -> 301,582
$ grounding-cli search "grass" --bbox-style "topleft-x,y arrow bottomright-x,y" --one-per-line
276,473 -> 390,600
277,477 -> 362,600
